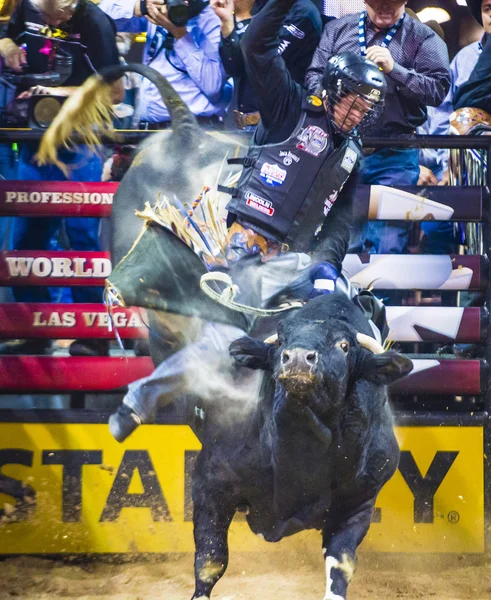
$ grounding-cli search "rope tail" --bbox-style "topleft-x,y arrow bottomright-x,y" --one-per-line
36,63 -> 198,173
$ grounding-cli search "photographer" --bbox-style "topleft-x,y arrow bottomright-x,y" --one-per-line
99,0 -> 229,128
0,0 -> 124,357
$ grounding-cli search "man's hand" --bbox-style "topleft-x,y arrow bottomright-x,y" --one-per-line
17,85 -> 78,99
365,46 -> 394,74
418,165 -> 439,186
17,85 -> 52,99
210,0 -> 234,38
0,39 -> 27,72
145,0 -> 188,38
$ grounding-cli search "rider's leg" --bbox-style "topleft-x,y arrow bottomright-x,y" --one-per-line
109,323 -> 245,441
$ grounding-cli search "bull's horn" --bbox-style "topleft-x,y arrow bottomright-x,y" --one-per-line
37,63 -> 198,172
264,334 -> 278,344
356,332 -> 384,354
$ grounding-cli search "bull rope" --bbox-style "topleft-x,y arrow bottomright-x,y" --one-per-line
200,271 -> 304,316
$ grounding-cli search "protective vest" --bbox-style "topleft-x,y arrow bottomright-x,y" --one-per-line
223,95 -> 361,252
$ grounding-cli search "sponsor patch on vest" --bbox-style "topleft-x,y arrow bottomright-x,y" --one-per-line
296,125 -> 329,156
279,150 -> 300,166
341,147 -> 358,173
259,162 -> 287,186
245,191 -> 275,217
284,23 -> 305,39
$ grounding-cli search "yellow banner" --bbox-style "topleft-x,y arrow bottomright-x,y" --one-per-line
0,423 -> 484,554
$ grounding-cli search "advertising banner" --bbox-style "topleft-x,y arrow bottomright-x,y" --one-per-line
0,420 -> 484,554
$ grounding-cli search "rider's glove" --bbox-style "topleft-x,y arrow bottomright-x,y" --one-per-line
309,262 -> 338,298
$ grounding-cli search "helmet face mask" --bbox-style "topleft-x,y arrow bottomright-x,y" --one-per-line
322,51 -> 387,134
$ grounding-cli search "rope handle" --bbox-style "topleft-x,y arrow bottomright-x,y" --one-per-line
200,271 -> 305,316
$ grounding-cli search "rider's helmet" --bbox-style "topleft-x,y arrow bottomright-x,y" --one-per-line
322,51 -> 387,134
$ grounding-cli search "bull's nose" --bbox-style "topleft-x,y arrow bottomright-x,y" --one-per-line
281,348 -> 318,370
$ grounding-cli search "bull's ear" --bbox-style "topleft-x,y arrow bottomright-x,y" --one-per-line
359,351 -> 413,385
229,336 -> 273,370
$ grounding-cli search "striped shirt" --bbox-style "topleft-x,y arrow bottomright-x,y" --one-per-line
305,13 -> 450,135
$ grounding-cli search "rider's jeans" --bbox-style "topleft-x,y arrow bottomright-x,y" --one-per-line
123,252 -> 312,423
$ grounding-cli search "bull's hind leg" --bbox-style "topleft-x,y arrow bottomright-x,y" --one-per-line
321,497 -> 376,600
192,492 -> 236,600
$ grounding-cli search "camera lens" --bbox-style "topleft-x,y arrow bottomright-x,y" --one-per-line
166,0 -> 190,26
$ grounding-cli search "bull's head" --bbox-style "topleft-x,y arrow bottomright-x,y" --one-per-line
230,296 -> 412,420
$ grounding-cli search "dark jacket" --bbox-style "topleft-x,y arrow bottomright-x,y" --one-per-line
6,0 -> 120,86
220,0 -> 322,114
454,34 -> 491,113
234,0 -> 359,273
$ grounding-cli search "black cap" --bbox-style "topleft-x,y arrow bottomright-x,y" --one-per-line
322,51 -> 387,104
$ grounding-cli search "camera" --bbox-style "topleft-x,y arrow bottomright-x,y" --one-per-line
2,50 -> 73,89
166,0 -> 190,27
141,0 -> 209,27
0,49 -> 73,128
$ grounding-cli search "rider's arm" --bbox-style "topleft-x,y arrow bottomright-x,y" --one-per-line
241,0 -> 303,133
311,166 -> 359,275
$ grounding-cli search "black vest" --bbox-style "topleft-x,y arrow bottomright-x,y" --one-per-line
225,95 -> 361,252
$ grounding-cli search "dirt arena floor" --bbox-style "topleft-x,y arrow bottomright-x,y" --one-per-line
0,552 -> 490,600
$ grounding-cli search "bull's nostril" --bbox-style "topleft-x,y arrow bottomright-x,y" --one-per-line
306,351 -> 318,365
282,351 -> 290,364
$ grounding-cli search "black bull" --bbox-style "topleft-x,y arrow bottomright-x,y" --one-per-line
189,294 -> 412,600
99,66 -> 413,597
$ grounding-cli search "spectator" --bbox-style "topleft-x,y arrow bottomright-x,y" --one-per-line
100,0 -> 230,129
211,0 -> 322,130
0,0 -> 124,356
113,32 -> 143,129
413,19 -> 459,255
419,2 -> 491,187
454,0 -> 491,112
305,0 -> 450,255
414,18 -> 448,186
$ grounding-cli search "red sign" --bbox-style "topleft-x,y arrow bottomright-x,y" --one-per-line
0,356 -> 153,392
0,303 -> 148,339
0,251 -> 112,286
0,356 -> 482,395
390,359 -> 483,396
0,181 -> 118,216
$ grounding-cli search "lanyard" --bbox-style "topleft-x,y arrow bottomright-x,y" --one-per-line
147,25 -> 167,62
358,10 -> 405,57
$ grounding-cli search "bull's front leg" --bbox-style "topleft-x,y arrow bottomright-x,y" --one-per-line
321,497 -> 376,600
192,490 -> 236,600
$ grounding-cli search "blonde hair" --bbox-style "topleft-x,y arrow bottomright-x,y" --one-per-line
30,0 -> 79,17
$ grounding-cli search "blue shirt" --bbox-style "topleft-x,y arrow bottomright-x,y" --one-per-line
417,40 -> 481,177
99,0 -> 228,121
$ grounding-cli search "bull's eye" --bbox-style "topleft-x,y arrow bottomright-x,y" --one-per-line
336,340 -> 350,354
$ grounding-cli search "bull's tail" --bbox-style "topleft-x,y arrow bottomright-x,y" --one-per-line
36,63 -> 198,173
